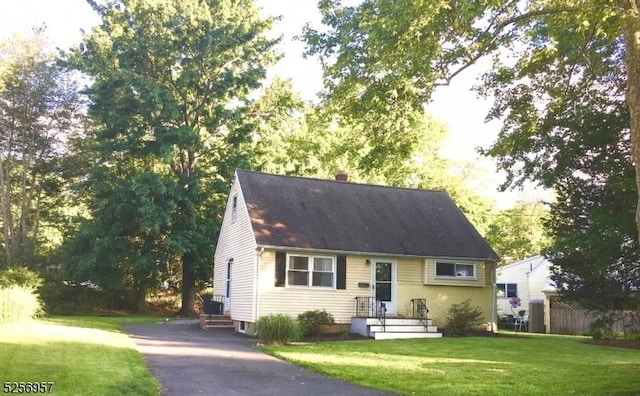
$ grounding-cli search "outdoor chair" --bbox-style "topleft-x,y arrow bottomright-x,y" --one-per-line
514,310 -> 528,331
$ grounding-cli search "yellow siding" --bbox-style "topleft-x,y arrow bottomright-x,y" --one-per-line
257,253 -> 495,328
258,251 -> 372,323
398,258 -> 494,327
397,256 -> 423,284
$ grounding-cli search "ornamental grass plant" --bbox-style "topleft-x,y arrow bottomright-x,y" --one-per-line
0,285 -> 42,324
257,314 -> 301,345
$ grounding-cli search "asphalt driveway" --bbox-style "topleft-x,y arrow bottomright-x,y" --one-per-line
125,323 -> 396,396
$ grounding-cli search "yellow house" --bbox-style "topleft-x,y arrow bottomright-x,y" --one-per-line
213,170 -> 499,339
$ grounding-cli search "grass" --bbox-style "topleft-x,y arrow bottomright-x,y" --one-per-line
0,316 -> 165,395
41,315 -> 167,332
261,333 -> 640,395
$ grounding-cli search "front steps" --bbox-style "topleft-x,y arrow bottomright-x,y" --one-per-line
352,317 -> 443,340
199,314 -> 234,330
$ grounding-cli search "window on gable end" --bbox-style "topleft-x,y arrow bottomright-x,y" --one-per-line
232,195 -> 238,221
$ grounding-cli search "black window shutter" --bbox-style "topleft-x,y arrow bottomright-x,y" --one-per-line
275,251 -> 286,287
336,255 -> 347,289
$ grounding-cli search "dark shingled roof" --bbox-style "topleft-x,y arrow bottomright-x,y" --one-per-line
236,169 -> 499,261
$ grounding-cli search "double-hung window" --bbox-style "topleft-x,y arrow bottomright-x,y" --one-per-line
436,261 -> 476,278
287,254 -> 335,288
496,283 -> 518,298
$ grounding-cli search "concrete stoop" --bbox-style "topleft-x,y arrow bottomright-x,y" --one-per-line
352,317 -> 443,340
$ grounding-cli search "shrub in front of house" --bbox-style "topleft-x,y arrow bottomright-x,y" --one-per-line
445,299 -> 484,336
257,314 -> 301,345
297,309 -> 335,337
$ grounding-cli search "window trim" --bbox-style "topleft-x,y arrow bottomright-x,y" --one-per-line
435,260 -> 477,279
286,253 -> 336,289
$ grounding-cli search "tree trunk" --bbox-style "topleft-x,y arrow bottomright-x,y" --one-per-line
0,158 -> 14,265
621,2 -> 640,243
134,283 -> 148,313
179,252 -> 197,316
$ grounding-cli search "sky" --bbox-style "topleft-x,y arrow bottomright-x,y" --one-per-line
0,0 -> 546,208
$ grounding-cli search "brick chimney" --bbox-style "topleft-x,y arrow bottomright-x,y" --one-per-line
335,170 -> 348,181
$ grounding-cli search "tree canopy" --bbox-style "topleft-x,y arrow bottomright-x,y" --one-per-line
304,0 -> 640,238
0,30 -> 83,268
304,0 -> 639,310
64,0 -> 278,313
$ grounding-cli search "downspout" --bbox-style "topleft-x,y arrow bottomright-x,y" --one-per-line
491,262 -> 497,333
254,247 -> 264,331
212,255 -> 216,298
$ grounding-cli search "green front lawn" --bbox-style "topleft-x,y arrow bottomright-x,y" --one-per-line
0,317 -> 164,396
261,334 -> 640,395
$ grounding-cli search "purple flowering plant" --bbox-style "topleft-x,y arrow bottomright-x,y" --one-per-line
509,296 -> 521,309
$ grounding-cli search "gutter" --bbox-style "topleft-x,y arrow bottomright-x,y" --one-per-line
255,244 -> 498,262
254,247 -> 264,324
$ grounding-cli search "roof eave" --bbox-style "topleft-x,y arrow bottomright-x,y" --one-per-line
255,243 -> 499,262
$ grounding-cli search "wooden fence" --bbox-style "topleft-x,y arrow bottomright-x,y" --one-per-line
549,298 -> 640,335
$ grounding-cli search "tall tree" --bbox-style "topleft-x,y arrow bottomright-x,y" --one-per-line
255,101 -> 496,235
0,31 -> 83,267
547,99 -> 638,312
303,0 -> 640,241
485,201 -> 552,264
66,0 -> 277,314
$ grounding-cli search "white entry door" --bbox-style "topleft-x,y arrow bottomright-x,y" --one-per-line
372,259 -> 396,315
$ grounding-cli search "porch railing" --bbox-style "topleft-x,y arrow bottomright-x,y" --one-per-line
411,298 -> 429,331
355,296 -> 387,331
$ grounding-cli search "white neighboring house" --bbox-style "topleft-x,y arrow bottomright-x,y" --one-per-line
496,255 -> 555,318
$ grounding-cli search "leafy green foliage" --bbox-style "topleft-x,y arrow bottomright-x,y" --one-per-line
0,267 -> 43,289
63,0 -> 278,313
297,309 -> 335,337
258,108 -> 496,235
38,276 -> 114,316
444,299 -> 484,336
543,90 -> 640,312
0,285 -> 42,323
590,317 -> 616,340
486,201 -> 553,263
0,31 -> 83,267
257,314 -> 301,345
303,0 -> 639,312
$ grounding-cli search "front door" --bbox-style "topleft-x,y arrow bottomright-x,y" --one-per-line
373,259 -> 396,315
